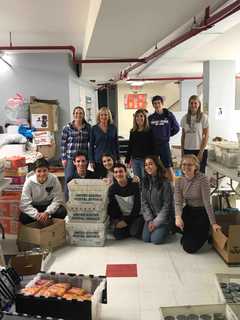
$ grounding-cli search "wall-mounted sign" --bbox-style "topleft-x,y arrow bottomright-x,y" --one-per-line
124,94 -> 147,109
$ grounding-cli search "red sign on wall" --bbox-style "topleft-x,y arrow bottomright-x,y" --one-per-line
124,94 -> 147,109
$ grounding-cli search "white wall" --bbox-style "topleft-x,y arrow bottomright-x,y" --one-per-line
0,52 -> 97,158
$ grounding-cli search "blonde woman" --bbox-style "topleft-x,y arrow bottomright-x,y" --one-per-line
90,106 -> 119,176
181,95 -> 209,173
175,154 -> 221,254
125,109 -> 153,180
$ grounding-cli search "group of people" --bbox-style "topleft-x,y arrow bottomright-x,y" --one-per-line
18,94 -> 221,254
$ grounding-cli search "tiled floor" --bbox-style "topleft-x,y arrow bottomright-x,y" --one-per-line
48,235 -> 240,320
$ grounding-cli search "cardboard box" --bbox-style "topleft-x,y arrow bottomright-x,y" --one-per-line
159,304 -> 238,320
15,271 -> 107,320
33,131 -> 52,145
0,217 -> 20,235
66,218 -> 108,247
4,166 -> 28,177
212,213 -> 240,264
17,218 -> 66,251
0,192 -> 21,219
30,102 -> 58,132
10,250 -> 51,276
37,137 -> 56,160
215,273 -> 240,304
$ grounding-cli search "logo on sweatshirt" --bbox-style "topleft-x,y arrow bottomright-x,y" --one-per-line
45,186 -> 53,195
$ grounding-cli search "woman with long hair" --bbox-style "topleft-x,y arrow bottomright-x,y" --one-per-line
90,106 -> 119,177
141,155 -> 174,244
61,106 -> 91,200
125,109 -> 153,180
181,95 -> 209,173
175,154 -> 221,253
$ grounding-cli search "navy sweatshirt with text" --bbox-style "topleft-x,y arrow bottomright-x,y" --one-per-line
148,109 -> 180,146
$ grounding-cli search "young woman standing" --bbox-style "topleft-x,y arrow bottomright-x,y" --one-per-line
181,95 -> 209,173
61,106 -> 91,199
90,107 -> 119,177
125,109 -> 153,180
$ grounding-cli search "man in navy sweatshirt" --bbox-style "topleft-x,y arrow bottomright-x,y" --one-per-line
148,95 -> 180,181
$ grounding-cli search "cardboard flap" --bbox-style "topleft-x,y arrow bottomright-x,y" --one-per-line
213,229 -> 228,250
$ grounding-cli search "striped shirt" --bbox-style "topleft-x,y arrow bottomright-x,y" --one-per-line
61,121 -> 91,160
175,172 -> 216,225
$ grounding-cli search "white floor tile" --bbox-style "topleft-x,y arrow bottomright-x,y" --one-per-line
46,238 -> 240,319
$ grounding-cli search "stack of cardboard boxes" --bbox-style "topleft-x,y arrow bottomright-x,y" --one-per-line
30,99 -> 58,160
66,179 -> 109,246
0,156 -> 27,235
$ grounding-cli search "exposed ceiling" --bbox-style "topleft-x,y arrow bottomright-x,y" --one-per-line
0,0 -> 239,83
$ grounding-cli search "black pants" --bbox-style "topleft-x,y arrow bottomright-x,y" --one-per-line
19,204 -> 67,225
183,149 -> 208,173
181,205 -> 210,254
113,216 -> 144,240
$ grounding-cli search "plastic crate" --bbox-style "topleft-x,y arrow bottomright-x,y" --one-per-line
159,304 -> 237,320
215,273 -> 240,304
67,201 -> 107,223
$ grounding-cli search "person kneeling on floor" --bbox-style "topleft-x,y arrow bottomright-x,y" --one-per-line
141,156 -> 174,245
19,158 -> 67,225
107,163 -> 144,240
175,154 -> 221,253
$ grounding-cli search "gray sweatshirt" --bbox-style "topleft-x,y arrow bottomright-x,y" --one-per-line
141,176 -> 173,227
20,172 -> 64,219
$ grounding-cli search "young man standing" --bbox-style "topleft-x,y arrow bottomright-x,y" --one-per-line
107,163 -> 143,240
148,95 -> 180,181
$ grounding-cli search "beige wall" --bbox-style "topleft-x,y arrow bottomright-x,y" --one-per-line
117,81 -> 180,138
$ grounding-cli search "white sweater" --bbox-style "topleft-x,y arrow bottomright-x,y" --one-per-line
20,172 -> 64,219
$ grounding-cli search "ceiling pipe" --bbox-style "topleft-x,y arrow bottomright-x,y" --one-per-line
0,45 -> 146,64
128,77 -> 203,81
120,0 -> 240,79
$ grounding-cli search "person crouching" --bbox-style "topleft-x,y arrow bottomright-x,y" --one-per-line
19,158 -> 67,225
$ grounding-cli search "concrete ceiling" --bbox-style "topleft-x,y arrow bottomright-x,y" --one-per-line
0,0 -> 239,83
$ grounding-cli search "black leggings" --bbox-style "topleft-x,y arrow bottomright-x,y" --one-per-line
181,205 -> 210,254
19,204 -> 67,225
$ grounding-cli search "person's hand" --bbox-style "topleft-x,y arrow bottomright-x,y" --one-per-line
175,216 -> 184,231
212,223 -> 221,232
116,220 -> 128,229
62,160 -> 67,167
148,221 -> 156,232
132,175 -> 140,183
36,212 -> 50,225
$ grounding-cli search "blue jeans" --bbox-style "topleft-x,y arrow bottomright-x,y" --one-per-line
142,222 -> 169,244
64,159 -> 75,201
132,158 -> 145,180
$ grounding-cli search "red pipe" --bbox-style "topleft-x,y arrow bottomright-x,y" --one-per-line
121,0 -> 240,78
128,77 -> 203,81
0,45 -> 145,64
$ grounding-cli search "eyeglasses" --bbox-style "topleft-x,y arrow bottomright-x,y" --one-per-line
182,163 -> 194,167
